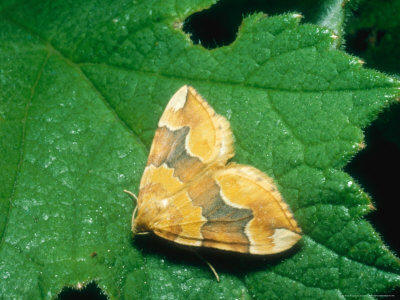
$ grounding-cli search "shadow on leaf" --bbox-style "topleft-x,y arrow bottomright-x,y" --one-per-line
131,232 -> 303,279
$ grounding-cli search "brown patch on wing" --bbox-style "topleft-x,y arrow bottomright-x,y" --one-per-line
147,126 -> 204,182
214,163 -> 301,254
138,85 -> 234,205
189,174 -> 253,253
158,85 -> 234,164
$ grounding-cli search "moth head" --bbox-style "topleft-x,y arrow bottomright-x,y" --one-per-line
131,205 -> 151,236
124,190 -> 151,236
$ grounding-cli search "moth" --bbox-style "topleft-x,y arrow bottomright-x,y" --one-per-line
126,85 -> 301,257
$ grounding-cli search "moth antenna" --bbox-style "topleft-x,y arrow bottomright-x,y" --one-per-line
124,189 -> 140,234
132,203 -> 138,218
124,189 -> 139,209
123,189 -> 138,202
193,251 -> 220,282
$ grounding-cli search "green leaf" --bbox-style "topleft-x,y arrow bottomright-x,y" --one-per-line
1,1 -> 399,299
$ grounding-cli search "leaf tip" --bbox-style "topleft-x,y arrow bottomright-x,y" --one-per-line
357,58 -> 365,65
368,202 -> 376,211
76,282 -> 84,290
357,142 -> 366,150
173,20 -> 183,30
331,34 -> 339,40
292,13 -> 303,20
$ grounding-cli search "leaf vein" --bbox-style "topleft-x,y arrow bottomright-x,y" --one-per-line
0,51 -> 50,251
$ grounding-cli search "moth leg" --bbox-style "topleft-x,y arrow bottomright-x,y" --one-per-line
192,251 -> 220,282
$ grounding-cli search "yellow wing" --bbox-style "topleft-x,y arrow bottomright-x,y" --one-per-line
137,85 -> 233,207
135,163 -> 301,254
